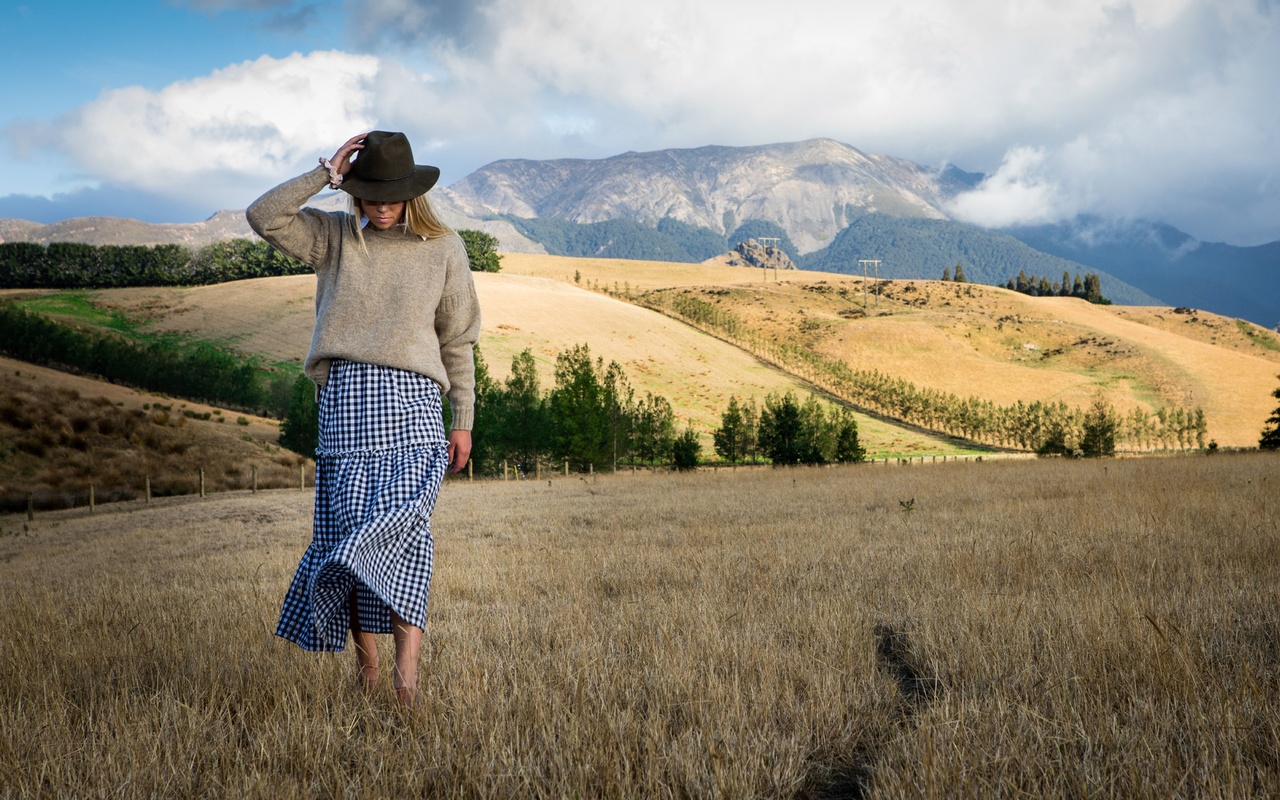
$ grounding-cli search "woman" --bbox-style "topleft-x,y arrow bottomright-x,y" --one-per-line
247,131 -> 481,705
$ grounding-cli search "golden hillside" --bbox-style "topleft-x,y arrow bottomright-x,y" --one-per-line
21,252 -> 1280,449
0,355 -> 303,511
499,253 -> 1280,447
29,275 -> 972,459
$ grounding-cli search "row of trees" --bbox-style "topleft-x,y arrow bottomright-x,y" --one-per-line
1003,270 -> 1110,304
287,342 -> 698,473
714,394 -> 865,466
469,344 -> 697,474
0,230 -> 502,290
279,342 -> 868,472
0,240 -> 308,289
637,288 -> 1206,453
0,301 -> 290,415
469,346 -> 866,473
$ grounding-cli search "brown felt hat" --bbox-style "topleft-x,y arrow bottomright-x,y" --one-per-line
340,131 -> 440,202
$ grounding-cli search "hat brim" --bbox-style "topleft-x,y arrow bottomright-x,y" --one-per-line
340,165 -> 440,203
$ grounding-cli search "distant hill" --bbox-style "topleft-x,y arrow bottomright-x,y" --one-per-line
0,191 -> 545,254
0,210 -> 256,248
1004,218 -> 1280,328
3,137 -> 1275,323
798,214 -> 1163,306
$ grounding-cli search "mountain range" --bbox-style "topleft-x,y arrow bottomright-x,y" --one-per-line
2,138 -> 1275,327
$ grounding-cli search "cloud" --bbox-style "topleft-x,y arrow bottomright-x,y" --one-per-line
43,51 -> 380,211
349,0 -> 494,52
944,2 -> 1280,243
366,0 -> 1280,244
944,147 -> 1076,228
10,0 -> 1280,243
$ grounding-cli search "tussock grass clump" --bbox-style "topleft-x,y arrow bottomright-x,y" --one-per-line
0,454 -> 1277,797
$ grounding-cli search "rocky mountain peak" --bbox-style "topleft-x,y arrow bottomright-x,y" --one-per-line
440,138 -> 981,254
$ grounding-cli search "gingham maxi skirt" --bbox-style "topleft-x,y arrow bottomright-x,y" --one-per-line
276,360 -> 450,652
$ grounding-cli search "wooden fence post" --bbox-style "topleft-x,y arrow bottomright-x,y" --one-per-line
299,464 -> 305,491
252,465 -> 258,493
467,460 -> 473,482
502,459 -> 508,481
564,460 -> 569,477
145,475 -> 151,506
89,484 -> 95,514
199,469 -> 205,498
27,492 -> 34,521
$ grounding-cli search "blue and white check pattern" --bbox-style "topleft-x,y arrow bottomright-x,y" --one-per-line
276,360 -> 450,652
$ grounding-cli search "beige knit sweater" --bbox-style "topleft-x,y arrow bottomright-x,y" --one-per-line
246,166 -> 481,431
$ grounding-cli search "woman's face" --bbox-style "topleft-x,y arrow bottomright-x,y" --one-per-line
360,199 -> 406,230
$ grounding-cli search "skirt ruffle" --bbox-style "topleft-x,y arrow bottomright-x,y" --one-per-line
275,360 -> 448,652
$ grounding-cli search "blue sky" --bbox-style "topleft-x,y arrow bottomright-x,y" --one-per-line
4,0 -> 1279,246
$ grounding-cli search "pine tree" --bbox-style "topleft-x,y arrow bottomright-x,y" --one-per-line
496,348 -> 550,473
1260,375 -> 1280,450
758,392 -> 806,465
548,344 -> 609,470
1084,273 -> 1104,304
941,266 -> 951,282
1080,397 -> 1118,457
833,408 -> 866,463
713,395 -> 748,466
671,427 -> 701,471
740,397 -> 760,463
279,374 -> 319,457
953,264 -> 966,283
633,392 -> 675,465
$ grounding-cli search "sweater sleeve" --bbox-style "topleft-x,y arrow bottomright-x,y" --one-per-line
436,235 -> 482,431
245,167 -> 341,267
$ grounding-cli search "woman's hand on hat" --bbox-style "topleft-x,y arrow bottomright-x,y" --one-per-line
328,133 -> 369,178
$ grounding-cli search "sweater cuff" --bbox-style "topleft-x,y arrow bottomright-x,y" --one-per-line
449,405 -> 474,432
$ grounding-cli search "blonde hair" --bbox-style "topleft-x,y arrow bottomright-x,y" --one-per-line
348,193 -> 454,248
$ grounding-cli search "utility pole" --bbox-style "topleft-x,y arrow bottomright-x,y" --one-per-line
759,237 -> 781,281
859,259 -> 881,306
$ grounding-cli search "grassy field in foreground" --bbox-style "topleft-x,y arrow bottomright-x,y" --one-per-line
2,452 -> 1277,797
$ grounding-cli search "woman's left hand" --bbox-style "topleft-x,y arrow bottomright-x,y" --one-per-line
328,133 -> 369,179
447,430 -> 472,474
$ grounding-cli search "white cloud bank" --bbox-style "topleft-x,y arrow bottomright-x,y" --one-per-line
19,0 -> 1280,243
52,51 -> 381,210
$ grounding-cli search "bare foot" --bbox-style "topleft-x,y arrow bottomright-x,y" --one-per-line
394,679 -> 419,707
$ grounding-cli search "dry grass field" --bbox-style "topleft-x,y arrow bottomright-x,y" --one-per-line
2,452 -> 1276,797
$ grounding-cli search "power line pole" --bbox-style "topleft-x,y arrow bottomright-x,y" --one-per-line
859,259 -> 881,307
760,237 -> 781,281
